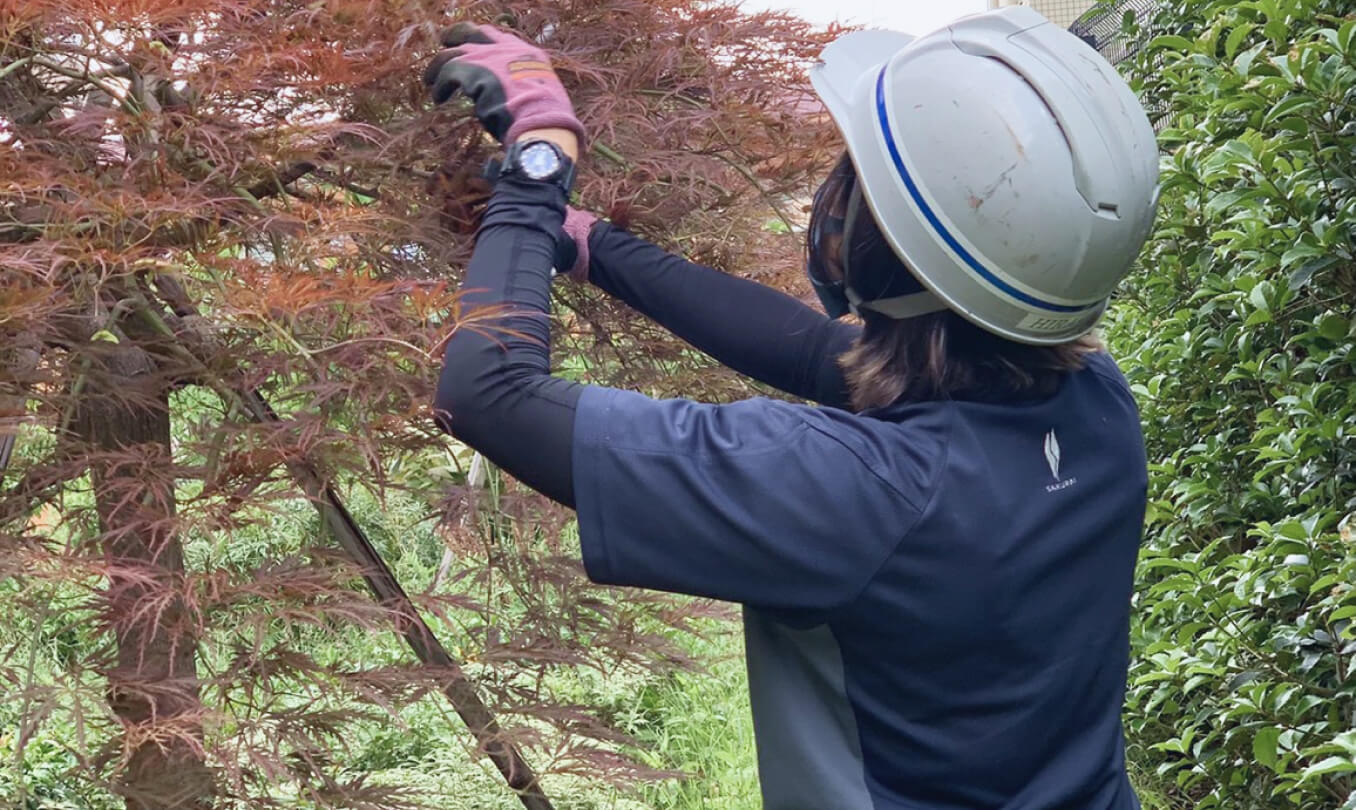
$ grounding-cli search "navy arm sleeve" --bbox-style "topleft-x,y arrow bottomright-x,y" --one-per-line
433,178 -> 582,507
585,224 -> 860,410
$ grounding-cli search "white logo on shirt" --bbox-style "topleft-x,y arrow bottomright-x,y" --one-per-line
1044,430 -> 1061,480
1044,430 -> 1077,492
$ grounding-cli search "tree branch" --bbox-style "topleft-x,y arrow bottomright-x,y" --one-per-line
29,57 -> 134,112
245,161 -> 319,200
130,289 -> 555,810
0,435 -> 14,482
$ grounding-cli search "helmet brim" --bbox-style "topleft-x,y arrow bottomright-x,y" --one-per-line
809,30 -> 915,139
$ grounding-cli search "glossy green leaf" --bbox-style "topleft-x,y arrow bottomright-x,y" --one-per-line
1254,726 -> 1282,771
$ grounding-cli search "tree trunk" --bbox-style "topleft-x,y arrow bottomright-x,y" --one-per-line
74,344 -> 214,810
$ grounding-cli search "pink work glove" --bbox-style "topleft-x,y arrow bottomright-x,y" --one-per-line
559,207 -> 598,281
423,22 -> 586,148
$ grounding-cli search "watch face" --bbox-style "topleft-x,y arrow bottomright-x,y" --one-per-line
520,142 -> 562,180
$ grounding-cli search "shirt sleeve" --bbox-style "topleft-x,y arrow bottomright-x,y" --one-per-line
571,386 -> 934,617
585,223 -> 860,409
434,177 -> 583,506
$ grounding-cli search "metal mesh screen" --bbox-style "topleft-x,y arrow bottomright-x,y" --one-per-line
989,0 -> 1169,128
990,0 -> 1097,30
1066,0 -> 1168,129
1033,0 -> 1099,29
991,0 -> 1157,64
1067,0 -> 1161,66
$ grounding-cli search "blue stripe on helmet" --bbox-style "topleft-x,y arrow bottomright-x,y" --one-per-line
873,68 -> 1089,315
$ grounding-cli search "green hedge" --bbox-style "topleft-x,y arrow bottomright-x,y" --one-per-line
1107,0 -> 1356,807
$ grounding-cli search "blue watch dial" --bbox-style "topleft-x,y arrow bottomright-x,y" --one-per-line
520,142 -> 562,180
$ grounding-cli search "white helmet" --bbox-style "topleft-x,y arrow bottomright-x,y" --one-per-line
809,6 -> 1160,345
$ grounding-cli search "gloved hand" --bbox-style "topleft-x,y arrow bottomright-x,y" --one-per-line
423,22 -> 586,148
558,206 -> 598,281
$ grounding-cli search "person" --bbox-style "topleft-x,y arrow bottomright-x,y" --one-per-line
424,6 -> 1160,809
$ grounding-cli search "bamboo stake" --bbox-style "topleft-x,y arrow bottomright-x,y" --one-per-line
431,452 -> 487,592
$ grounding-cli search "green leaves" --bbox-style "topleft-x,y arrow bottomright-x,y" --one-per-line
1280,240 -> 1323,271
1317,313 -> 1351,341
1255,726 -> 1283,771
1151,34 -> 1196,53
1299,756 -> 1356,784
1110,0 -> 1356,807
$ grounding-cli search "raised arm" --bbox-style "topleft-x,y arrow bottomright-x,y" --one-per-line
436,175 -> 919,618
435,175 -> 581,506
426,23 -> 913,615
570,219 -> 861,410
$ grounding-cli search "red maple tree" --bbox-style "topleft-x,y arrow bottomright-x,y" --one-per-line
1,1 -> 837,806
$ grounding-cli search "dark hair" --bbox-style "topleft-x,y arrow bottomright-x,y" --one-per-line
807,153 -> 1103,412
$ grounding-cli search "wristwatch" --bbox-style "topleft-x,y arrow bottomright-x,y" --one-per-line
498,138 -> 576,194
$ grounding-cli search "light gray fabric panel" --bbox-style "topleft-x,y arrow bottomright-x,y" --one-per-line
744,609 -> 874,810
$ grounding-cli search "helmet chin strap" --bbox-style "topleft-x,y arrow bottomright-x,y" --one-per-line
841,185 -> 950,321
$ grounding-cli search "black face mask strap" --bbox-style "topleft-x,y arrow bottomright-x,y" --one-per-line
805,178 -> 853,319
842,185 -> 880,317
841,184 -> 864,298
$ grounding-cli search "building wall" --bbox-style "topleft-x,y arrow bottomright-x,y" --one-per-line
988,0 -> 1097,29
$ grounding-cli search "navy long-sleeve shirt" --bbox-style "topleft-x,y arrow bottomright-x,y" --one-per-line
434,178 -> 1147,810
